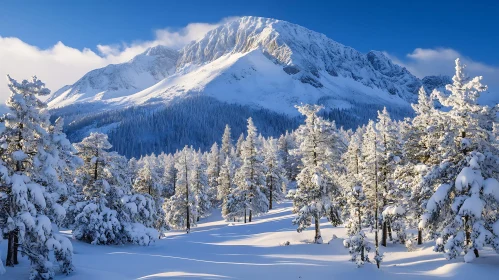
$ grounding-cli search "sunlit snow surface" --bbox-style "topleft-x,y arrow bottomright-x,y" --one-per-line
3,201 -> 499,279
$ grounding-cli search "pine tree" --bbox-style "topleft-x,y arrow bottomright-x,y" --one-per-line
165,147 -> 196,232
218,156 -> 236,220
74,133 -> 113,199
419,59 -> 499,261
235,133 -> 245,158
0,76 -> 74,278
292,104 -> 341,244
134,156 -> 162,196
128,157 -> 140,184
133,155 -> 168,234
421,152 -> 499,262
263,138 -> 287,209
234,118 -> 268,223
72,133 -> 158,245
207,143 -> 221,204
376,108 -> 403,246
221,124 -> 232,161
360,120 -> 383,267
161,154 -> 177,198
278,132 -> 300,182
191,151 -> 211,221
340,126 -> 364,222
343,185 -> 372,267
42,117 -> 83,228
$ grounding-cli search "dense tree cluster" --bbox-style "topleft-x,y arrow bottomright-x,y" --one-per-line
1,58 -> 498,278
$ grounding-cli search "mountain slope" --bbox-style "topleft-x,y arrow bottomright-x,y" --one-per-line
48,45 -> 178,107
47,16 -> 449,156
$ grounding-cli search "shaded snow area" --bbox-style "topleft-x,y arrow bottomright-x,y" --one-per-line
3,201 -> 499,279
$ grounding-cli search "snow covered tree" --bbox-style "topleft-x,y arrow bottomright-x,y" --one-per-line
263,138 -> 287,209
418,58 -> 499,261
0,76 -> 74,278
278,131 -> 300,182
191,151 -> 211,221
133,155 -> 168,234
234,118 -> 268,223
220,124 -> 233,161
396,86 -> 446,244
375,108 -> 403,246
161,154 -> 177,198
235,133 -> 245,158
420,152 -> 499,262
360,120 -> 383,267
381,205 -> 407,244
74,133 -> 113,199
218,156 -> 237,220
292,104 -> 342,244
72,133 -> 158,245
164,146 -> 196,232
206,143 -> 221,204
117,193 -> 159,244
128,157 -> 140,183
343,185 -> 372,267
342,127 -> 374,265
340,127 -> 364,220
40,117 -> 83,227
133,156 -> 162,197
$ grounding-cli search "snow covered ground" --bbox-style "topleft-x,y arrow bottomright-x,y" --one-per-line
2,201 -> 499,279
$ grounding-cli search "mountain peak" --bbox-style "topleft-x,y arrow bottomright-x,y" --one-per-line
142,45 -> 177,57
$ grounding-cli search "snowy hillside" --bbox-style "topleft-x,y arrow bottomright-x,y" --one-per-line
3,201 -> 499,280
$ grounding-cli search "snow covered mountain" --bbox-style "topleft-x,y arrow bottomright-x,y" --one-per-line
47,16 -> 449,157
48,17 -> 439,114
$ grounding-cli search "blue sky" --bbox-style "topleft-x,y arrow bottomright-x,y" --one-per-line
2,0 -> 498,63
0,0 -> 498,101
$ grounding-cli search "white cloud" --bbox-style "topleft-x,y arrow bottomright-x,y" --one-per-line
0,17 -> 237,103
386,48 -> 499,104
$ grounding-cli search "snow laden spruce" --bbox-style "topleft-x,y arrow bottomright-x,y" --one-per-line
290,104 -> 343,244
0,76 -> 75,279
417,59 -> 499,262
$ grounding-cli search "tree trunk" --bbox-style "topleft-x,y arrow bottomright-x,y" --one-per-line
388,222 -> 393,241
358,207 -> 364,261
244,207 -> 247,223
6,232 -> 14,267
314,215 -> 321,243
374,135 -> 380,269
269,177 -> 273,210
381,221 -> 387,247
186,201 -> 190,234
13,232 -> 18,264
465,215 -> 470,245
185,154 -> 190,234
464,215 -> 479,258
94,149 -> 99,181
249,209 -> 252,223
418,228 -> 423,245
